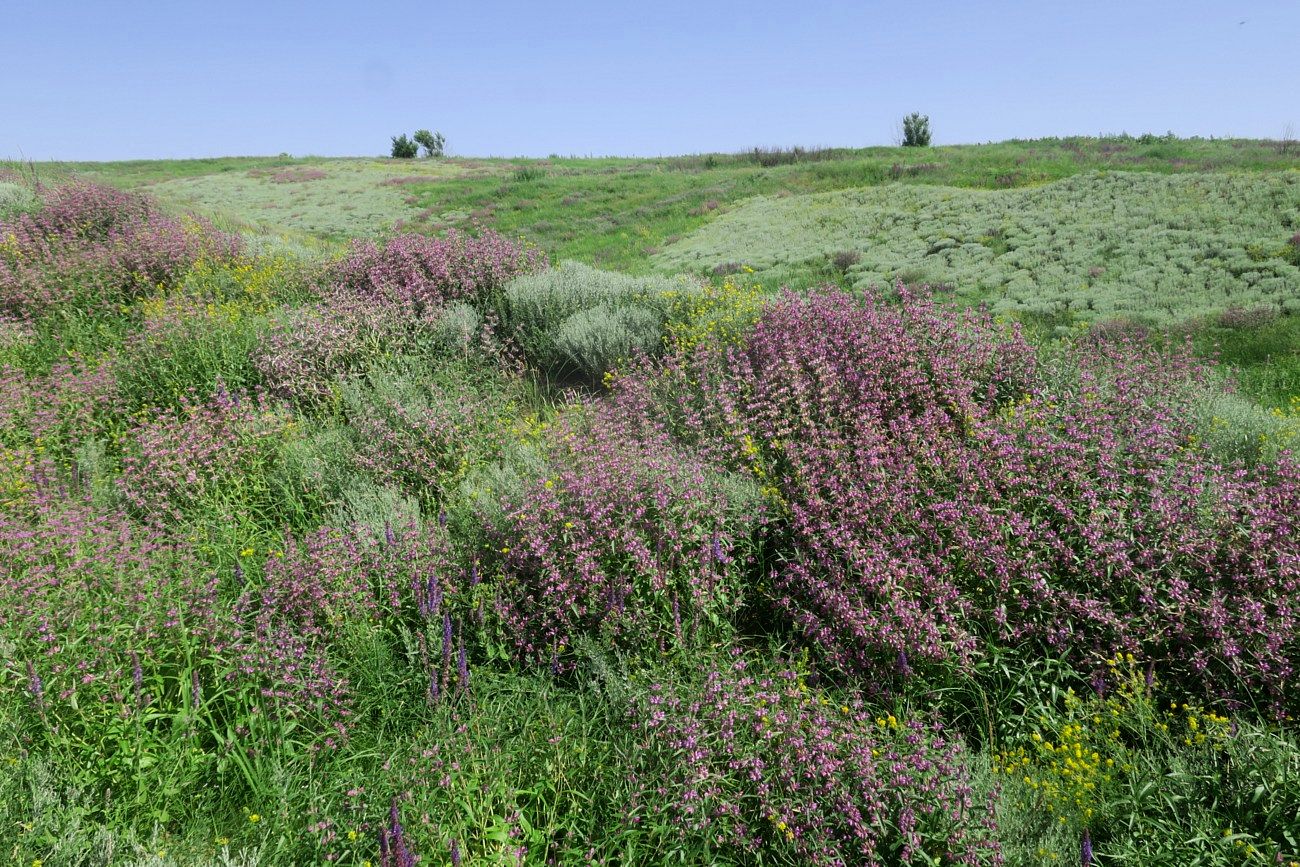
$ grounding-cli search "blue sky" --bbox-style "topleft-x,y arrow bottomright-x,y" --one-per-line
3,0 -> 1296,160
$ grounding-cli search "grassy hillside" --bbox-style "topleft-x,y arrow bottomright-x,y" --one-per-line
3,146 -> 1300,865
653,172 -> 1300,322
18,136 -> 1293,405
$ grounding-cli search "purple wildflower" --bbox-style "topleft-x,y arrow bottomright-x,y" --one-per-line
25,660 -> 44,709
130,651 -> 144,707
457,636 -> 470,693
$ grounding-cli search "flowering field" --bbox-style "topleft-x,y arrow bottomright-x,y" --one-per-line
2,161 -> 1299,866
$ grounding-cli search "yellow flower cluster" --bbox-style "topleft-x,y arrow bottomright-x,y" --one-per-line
0,231 -> 20,262
995,712 -> 1116,826
995,655 -> 1236,831
138,255 -> 303,325
0,447 -> 32,509
664,278 -> 767,352
507,410 -> 551,443
1262,395 -> 1300,451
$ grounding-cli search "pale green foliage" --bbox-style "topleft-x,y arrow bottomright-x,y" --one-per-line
148,159 -> 468,239
0,179 -> 40,219
551,304 -> 662,379
655,172 -> 1300,323
498,261 -> 700,380
1190,384 -> 1300,466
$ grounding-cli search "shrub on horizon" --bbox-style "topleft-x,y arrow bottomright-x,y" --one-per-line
902,112 -> 932,147
390,134 -> 419,159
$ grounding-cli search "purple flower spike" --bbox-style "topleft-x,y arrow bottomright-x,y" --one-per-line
450,838 -> 461,867
457,637 -> 470,692
25,660 -> 44,709
131,651 -> 145,707
1081,829 -> 1093,866
442,612 -> 453,671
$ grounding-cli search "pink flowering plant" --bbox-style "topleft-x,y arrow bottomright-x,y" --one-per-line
0,179 -> 241,320
629,651 -> 1002,865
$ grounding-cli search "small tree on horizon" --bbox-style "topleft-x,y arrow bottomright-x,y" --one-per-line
390,134 -> 419,159
414,129 -> 446,158
902,113 -> 932,147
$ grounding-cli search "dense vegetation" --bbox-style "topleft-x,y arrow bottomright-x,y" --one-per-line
1,139 -> 1299,865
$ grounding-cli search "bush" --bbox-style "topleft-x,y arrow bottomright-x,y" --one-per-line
116,387 -> 323,532
831,249 -> 861,271
344,364 -> 521,506
482,401 -> 763,668
497,261 -> 695,382
633,654 -> 1002,864
390,134 -> 418,159
330,230 -> 547,316
0,179 -> 241,319
599,286 -> 1300,714
413,129 -> 445,158
902,112 -> 932,147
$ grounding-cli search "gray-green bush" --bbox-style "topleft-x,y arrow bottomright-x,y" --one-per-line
497,261 -> 700,381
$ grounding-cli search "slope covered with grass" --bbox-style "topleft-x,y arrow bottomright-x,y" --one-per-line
2,149 -> 1300,866
654,172 -> 1300,323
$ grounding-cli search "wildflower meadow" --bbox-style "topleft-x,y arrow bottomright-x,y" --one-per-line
1,146 -> 1299,866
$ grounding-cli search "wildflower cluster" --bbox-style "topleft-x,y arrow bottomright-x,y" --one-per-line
663,276 -> 767,352
632,653 -> 1001,865
331,229 -> 546,316
0,178 -> 241,319
995,655 -> 1237,841
486,402 -> 760,667
117,386 -> 303,526
607,285 -> 1300,712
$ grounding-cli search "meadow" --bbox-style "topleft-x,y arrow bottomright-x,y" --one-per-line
1,137 -> 1299,866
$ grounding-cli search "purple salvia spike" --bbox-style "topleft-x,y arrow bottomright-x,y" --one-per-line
131,651 -> 144,707
384,521 -> 396,547
1081,829 -> 1093,866
25,660 -> 44,709
457,636 -> 470,692
450,838 -> 461,867
442,612 -> 453,677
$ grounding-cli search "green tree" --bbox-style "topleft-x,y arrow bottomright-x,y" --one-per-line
902,112 -> 932,147
390,134 -> 419,159
414,129 -> 446,158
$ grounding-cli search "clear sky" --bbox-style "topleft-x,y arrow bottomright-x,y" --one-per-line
3,0 -> 1297,161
